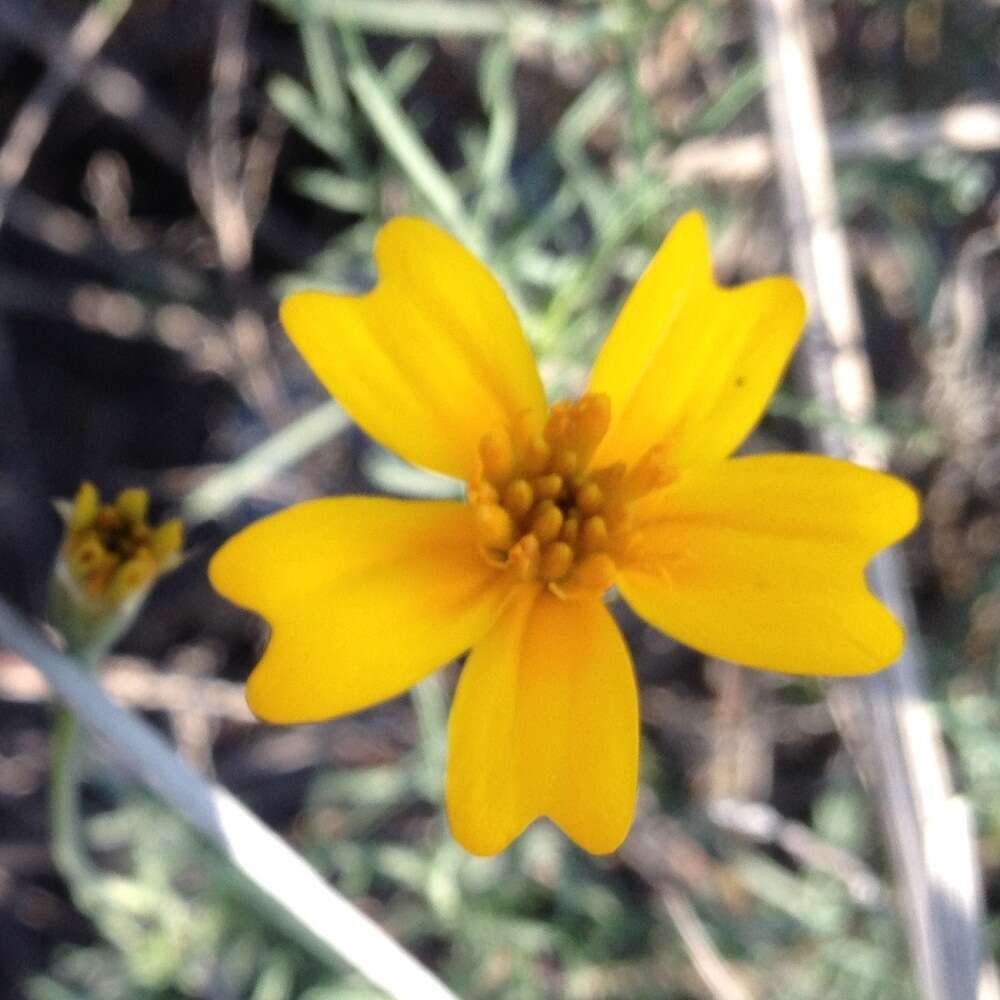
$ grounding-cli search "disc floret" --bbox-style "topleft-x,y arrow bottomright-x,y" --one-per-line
470,393 -> 645,598
53,482 -> 183,610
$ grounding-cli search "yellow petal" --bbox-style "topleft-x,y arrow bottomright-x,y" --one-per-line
209,498 -> 510,723
280,218 -> 547,480
115,487 -> 149,524
588,212 -> 806,469
446,586 -> 638,855
69,481 -> 100,531
151,518 -> 184,564
619,455 -> 920,675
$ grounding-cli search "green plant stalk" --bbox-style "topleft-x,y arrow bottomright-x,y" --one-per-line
45,602 -> 180,942
180,399 -> 350,526
49,705 -> 95,885
47,635 -> 214,978
48,637 -> 115,906
4,597 -> 457,998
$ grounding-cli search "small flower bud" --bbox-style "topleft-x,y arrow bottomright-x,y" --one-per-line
48,482 -> 184,655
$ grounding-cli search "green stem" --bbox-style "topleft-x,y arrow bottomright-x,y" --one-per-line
49,706 -> 96,886
411,674 -> 448,800
49,693 -> 189,949
47,639 -> 113,903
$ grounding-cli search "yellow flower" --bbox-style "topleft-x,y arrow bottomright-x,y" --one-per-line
209,213 -> 918,856
50,482 -> 184,653
56,483 -> 183,608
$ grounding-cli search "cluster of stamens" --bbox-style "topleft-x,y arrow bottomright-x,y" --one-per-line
470,393 -> 655,599
57,483 -> 183,607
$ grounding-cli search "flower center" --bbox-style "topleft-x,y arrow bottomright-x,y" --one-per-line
469,393 -> 670,598
59,485 -> 183,607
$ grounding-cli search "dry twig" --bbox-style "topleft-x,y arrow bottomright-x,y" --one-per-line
190,0 -> 287,423
623,816 -> 755,1000
0,0 -> 131,231
0,3 -> 305,262
751,1 -> 998,997
708,797 -> 888,909
655,102 -> 1000,186
0,650 -> 252,721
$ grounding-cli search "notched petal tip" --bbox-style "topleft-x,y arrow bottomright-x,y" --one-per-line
563,828 -> 629,856
244,654 -> 302,725
617,455 -> 922,679
879,473 -> 922,548
590,212 -> 811,469
278,288 -> 352,344
373,214 -> 445,260
671,209 -> 710,251
447,808 -> 528,858
278,218 -> 547,481
763,274 -> 808,327
857,605 -> 906,675
206,537 -> 257,612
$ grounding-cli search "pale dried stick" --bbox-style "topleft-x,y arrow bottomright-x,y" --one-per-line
623,818 -> 755,1000
708,797 -> 887,909
192,0 -> 286,423
0,598 -> 458,1000
751,1 -> 997,998
660,887 -> 754,1000
0,651 -> 252,721
0,3 -> 306,262
0,0 -> 132,231
655,102 -> 1000,185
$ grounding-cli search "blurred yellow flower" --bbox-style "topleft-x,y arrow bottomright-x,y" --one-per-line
50,482 -> 183,652
210,214 -> 918,855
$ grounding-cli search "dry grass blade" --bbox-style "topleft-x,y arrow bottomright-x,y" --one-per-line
709,797 -> 887,909
0,651 -> 253,721
0,598 -> 459,1000
750,1 -> 997,998
655,102 -> 1000,185
0,0 -> 132,231
658,886 -> 754,1000
623,818 -> 755,1000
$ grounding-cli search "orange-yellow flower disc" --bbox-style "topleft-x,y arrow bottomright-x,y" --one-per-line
209,213 -> 919,856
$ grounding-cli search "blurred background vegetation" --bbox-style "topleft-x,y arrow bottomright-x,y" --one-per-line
0,0 -> 998,997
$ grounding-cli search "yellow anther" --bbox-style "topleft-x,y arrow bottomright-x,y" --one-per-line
108,550 -> 157,603
96,506 -> 122,532
115,487 -> 149,524
560,515 -> 579,546
576,481 -> 603,516
593,462 -> 627,494
543,404 -> 573,446
479,428 -> 515,484
531,500 -> 564,543
602,500 -> 629,532
502,479 -> 534,520
580,515 -> 609,553
69,535 -> 109,577
475,503 -> 516,551
512,409 -> 542,449
70,481 -> 100,531
539,541 -> 574,582
569,552 -> 617,593
508,533 -> 540,580
468,479 -> 499,505
575,394 -> 611,453
50,481 -> 185,642
553,449 -> 578,478
625,444 -> 673,497
532,473 -> 563,501
470,394 -> 674,596
522,436 -> 551,476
